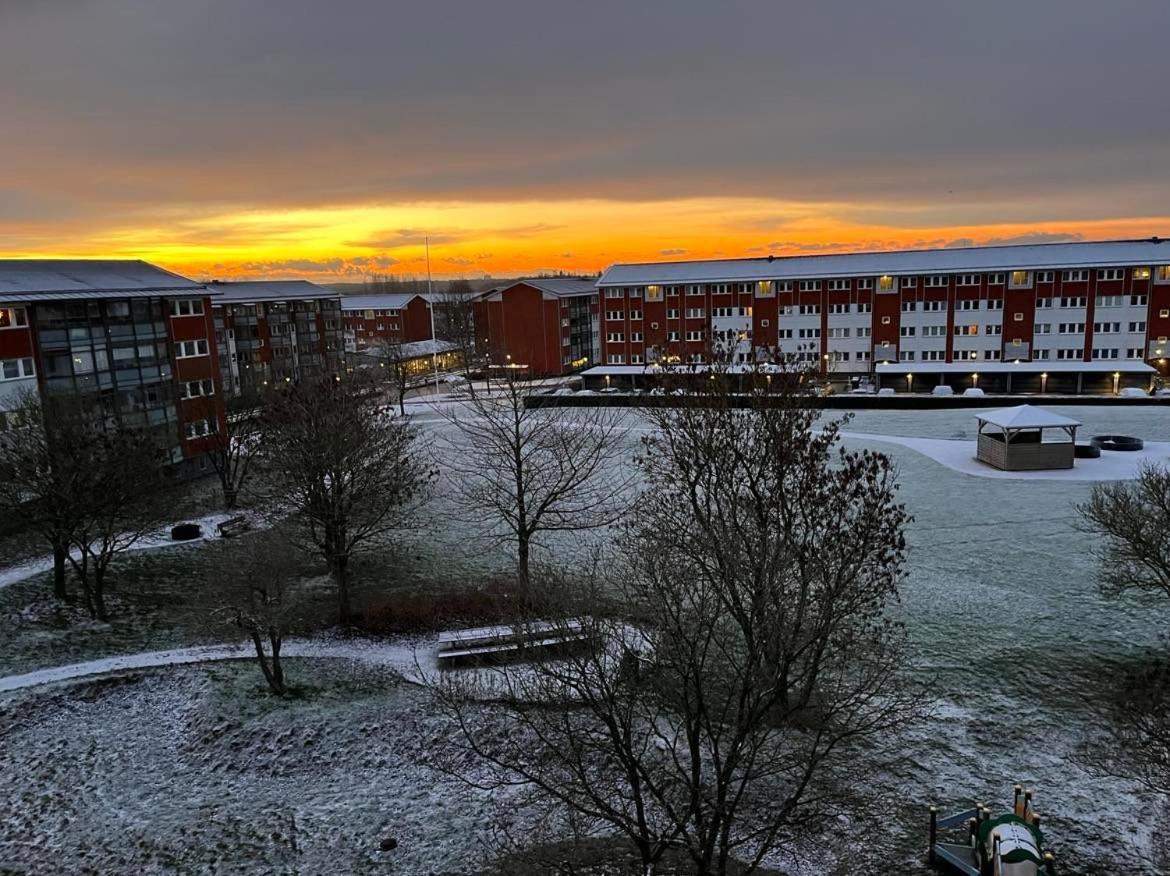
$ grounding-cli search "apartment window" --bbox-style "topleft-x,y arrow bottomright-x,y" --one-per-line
605,288 -> 624,299
629,287 -> 644,298
1057,349 -> 1081,360
899,326 -> 916,337
957,274 -> 980,287
1155,266 -> 1170,283
856,302 -> 872,314
986,299 -> 1003,310
983,350 -> 1002,361
754,281 -> 775,297
827,327 -> 850,339
1095,295 -> 1124,307
1093,322 -> 1120,333
685,307 -> 705,319
0,306 -> 28,329
900,277 -> 917,289
1059,297 -> 1087,308
170,299 -> 205,317
826,351 -> 850,362
1130,295 -> 1148,306
710,284 -> 729,295
606,310 -> 623,321
1,357 -> 35,380
776,281 -> 793,292
1092,348 -> 1120,359
685,330 -> 705,342
954,350 -> 979,361
827,279 -> 850,292
1035,271 -> 1055,283
828,303 -> 849,314
984,324 -> 1002,336
630,354 -> 644,364
712,307 -> 733,318
607,354 -> 625,364
901,301 -> 917,313
798,304 -> 820,315
987,273 -> 1005,285
798,280 -> 820,292
606,332 -> 624,343
184,418 -> 217,440
1058,322 -> 1086,334
1098,268 -> 1123,282
667,331 -> 680,342
954,324 -> 979,337
856,326 -> 872,338
628,309 -> 643,320
877,275 -> 895,291
180,379 -> 215,399
856,350 -> 871,362
898,351 -> 915,361
1034,323 -> 1051,334
646,285 -> 663,301
857,278 -> 874,290
922,325 -> 947,337
1127,348 -> 1145,359
176,339 -> 209,358
1035,298 -> 1052,309
667,308 -> 680,319
956,300 -> 978,311
1062,270 -> 1089,283
1008,271 -> 1032,289
1129,321 -> 1147,333
922,350 -> 946,361
629,332 -> 643,343
798,328 -> 820,339
686,285 -> 703,295
778,328 -> 793,339
924,275 -> 947,288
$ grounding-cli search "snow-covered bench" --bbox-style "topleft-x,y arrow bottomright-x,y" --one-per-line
217,515 -> 251,538
436,618 -> 589,664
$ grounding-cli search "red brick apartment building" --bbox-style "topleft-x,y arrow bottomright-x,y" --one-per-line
477,278 -> 599,377
0,260 -> 225,472
591,239 -> 1170,393
209,281 -> 345,396
340,293 -> 433,353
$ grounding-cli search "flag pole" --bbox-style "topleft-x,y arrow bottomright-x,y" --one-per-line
426,235 -> 439,394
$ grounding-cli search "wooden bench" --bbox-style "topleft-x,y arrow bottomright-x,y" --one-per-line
216,515 -> 251,538
436,618 -> 590,665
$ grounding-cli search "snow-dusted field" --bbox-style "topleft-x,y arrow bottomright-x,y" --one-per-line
1,403 -> 1168,873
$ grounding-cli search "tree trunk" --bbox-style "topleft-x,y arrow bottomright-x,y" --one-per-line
52,543 -> 68,601
223,483 -> 238,510
250,629 -> 287,696
92,564 -> 109,622
334,554 -> 352,627
517,532 -> 531,604
270,631 -> 285,693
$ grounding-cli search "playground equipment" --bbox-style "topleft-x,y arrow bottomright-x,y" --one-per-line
929,785 -> 1056,875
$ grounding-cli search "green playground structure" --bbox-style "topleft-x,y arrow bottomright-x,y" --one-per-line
929,785 -> 1057,876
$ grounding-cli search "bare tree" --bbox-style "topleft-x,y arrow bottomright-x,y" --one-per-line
1079,463 -> 1170,600
363,339 -> 412,416
258,375 -> 434,625
0,391 -> 80,600
198,391 -> 265,509
437,279 -> 481,393
435,368 -> 633,592
212,533 -> 302,696
437,367 -> 919,875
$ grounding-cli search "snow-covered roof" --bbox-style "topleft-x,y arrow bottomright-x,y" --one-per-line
357,338 -> 457,359
208,280 -> 340,303
597,238 -> 1170,286
492,278 -> 599,299
875,361 -> 1156,374
0,259 -> 206,300
340,293 -> 425,311
976,405 -> 1082,429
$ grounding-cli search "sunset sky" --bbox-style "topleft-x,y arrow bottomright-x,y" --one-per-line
1,0 -> 1167,281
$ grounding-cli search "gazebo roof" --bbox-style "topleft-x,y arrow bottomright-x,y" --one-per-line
975,404 -> 1082,430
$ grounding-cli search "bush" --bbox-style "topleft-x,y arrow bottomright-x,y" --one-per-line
357,579 -> 521,634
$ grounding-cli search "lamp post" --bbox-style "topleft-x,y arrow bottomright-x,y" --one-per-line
1040,371 -> 1048,393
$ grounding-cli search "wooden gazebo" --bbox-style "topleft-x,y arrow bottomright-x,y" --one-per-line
974,405 -> 1081,471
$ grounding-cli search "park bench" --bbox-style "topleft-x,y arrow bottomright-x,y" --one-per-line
216,515 -> 251,538
436,618 -> 590,665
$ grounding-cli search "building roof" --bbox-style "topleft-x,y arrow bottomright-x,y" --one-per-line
207,280 -> 340,303
597,238 -> 1170,286
0,259 -> 206,300
339,293 -> 425,311
976,405 -> 1082,430
491,278 -> 599,299
875,361 -> 1156,374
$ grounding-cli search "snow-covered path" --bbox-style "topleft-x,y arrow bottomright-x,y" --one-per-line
0,510 -> 255,591
0,637 -> 432,695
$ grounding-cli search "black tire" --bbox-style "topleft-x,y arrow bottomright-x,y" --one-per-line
1090,435 -> 1144,452
170,523 -> 203,541
1075,444 -> 1101,459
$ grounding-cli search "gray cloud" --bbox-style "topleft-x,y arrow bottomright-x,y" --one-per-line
0,0 -> 1167,233
660,248 -> 688,256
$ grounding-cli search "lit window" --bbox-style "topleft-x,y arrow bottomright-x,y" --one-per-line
1133,267 -> 1151,280
1008,271 -> 1032,288
0,306 -> 28,330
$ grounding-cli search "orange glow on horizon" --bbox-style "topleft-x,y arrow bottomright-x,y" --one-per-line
2,196 -> 1167,282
